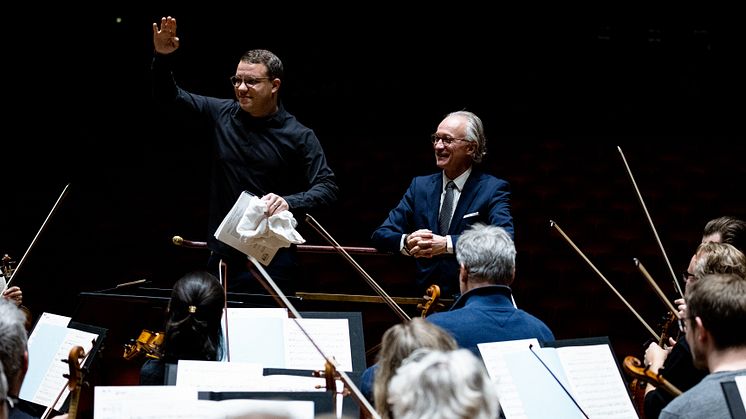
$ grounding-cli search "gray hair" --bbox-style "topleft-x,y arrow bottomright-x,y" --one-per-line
446,111 -> 487,163
387,348 -> 500,419
373,319 -> 458,419
456,223 -> 516,285
0,361 -> 7,408
0,299 -> 28,385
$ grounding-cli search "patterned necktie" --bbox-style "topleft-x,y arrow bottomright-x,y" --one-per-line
438,181 -> 456,235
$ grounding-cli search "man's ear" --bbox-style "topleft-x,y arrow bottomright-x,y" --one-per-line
21,350 -> 29,378
507,267 -> 516,286
459,264 -> 468,284
694,317 -> 709,344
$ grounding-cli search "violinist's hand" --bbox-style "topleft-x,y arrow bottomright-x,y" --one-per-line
153,16 -> 180,55
2,286 -> 22,306
261,193 -> 288,217
675,297 -> 687,321
644,342 -> 670,374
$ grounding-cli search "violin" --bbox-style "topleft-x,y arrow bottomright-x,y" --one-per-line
41,342 -> 93,419
123,329 -> 165,360
623,355 -> 682,397
63,346 -> 86,419
417,284 -> 444,317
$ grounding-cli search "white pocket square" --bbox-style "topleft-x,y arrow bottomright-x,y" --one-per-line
463,212 -> 480,219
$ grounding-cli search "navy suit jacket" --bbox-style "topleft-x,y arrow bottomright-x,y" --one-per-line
427,285 -> 555,357
371,169 -> 513,297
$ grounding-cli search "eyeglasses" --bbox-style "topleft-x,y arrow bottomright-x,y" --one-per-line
229,75 -> 270,88
682,271 -> 696,282
431,134 -> 467,146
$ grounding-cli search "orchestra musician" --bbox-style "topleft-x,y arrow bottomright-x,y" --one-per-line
139,271 -> 226,385
0,299 -> 68,419
425,223 -> 554,356
371,110 -> 513,299
386,348 -> 500,419
659,271 -> 746,418
643,216 -> 746,418
359,318 -> 457,419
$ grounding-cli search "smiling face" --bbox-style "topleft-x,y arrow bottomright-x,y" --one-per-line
233,61 -> 280,117
433,114 -> 476,179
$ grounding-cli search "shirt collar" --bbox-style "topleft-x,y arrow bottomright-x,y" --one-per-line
442,166 -> 472,192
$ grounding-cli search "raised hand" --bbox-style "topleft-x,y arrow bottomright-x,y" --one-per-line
152,16 -> 180,55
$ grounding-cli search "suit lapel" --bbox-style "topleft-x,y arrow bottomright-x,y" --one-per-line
450,171 -> 481,233
427,174 -> 442,232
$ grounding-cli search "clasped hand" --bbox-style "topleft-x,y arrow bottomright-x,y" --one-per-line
406,229 -> 447,258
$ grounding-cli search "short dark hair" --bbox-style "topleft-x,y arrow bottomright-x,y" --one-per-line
240,49 -> 284,80
703,216 -> 746,253
686,272 -> 746,349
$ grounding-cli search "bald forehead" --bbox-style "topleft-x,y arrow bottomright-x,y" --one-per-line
438,115 -> 467,132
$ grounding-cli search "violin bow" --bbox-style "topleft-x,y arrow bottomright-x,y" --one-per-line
246,256 -> 382,419
550,221 -> 661,341
305,214 -> 410,322
617,146 -> 685,298
7,183 -> 71,288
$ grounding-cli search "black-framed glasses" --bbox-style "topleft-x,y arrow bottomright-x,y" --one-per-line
431,134 -> 467,146
229,75 -> 270,88
682,271 -> 696,282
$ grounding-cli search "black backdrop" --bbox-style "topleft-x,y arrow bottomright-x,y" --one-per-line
3,6 -> 744,365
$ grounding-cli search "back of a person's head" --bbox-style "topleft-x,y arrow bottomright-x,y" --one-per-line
0,299 -> 27,387
165,271 -> 226,362
703,216 -> 746,253
386,348 -> 499,419
686,272 -> 746,349
693,242 -> 746,279
456,223 -> 515,285
1,361 -> 8,419
374,319 -> 457,418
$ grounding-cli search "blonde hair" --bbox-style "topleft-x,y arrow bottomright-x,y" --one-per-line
373,319 -> 457,419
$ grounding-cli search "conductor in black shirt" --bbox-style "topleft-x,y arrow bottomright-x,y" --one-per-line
152,16 -> 338,294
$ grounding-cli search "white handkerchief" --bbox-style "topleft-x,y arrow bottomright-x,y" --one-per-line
463,211 -> 480,219
235,196 -> 306,249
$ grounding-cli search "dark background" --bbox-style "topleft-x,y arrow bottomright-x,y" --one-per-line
3,6 -> 744,372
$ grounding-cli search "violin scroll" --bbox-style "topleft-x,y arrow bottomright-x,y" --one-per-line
622,355 -> 682,397
417,284 -> 444,317
64,346 -> 86,419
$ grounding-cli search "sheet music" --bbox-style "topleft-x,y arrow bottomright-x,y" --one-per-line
478,338 -> 540,419
496,344 -> 638,419
214,191 -> 278,265
21,312 -> 98,410
285,318 -> 353,371
175,360 -> 263,390
503,349 -> 585,419
223,308 -> 353,371
94,386 -> 314,419
556,344 -> 638,418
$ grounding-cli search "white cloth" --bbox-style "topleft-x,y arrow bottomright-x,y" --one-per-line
235,196 -> 305,249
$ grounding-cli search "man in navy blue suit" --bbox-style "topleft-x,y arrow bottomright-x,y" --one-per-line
426,223 -> 554,356
371,110 -> 513,298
